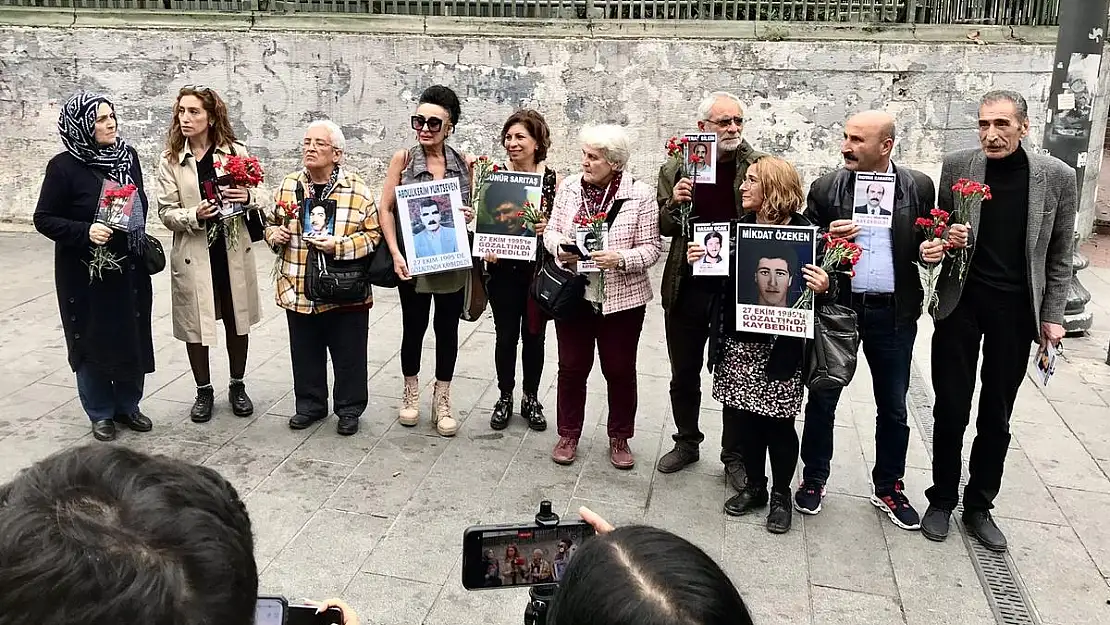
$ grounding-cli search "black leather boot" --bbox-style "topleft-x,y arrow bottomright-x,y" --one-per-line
490,392 -> 513,430
520,393 -> 547,432
191,386 -> 215,423
228,381 -> 254,417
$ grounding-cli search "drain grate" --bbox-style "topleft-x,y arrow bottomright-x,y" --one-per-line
906,360 -> 1038,625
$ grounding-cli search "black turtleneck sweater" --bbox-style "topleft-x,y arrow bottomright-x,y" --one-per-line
967,146 -> 1029,294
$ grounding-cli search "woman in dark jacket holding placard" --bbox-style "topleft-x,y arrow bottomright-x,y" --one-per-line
33,92 -> 154,442
689,156 -> 834,535
482,109 -> 560,432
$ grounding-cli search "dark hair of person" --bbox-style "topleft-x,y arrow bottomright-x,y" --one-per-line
704,230 -> 723,246
165,86 -> 238,162
484,179 -> 529,210
547,525 -> 754,625
501,109 -> 552,163
419,85 -> 462,127
0,444 -> 258,625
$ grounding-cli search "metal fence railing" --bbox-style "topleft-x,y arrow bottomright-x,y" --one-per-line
0,0 -> 1060,24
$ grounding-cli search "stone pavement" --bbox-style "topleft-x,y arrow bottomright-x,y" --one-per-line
2,228 -> 1110,625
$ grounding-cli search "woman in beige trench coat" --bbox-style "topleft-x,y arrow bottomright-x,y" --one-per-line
157,86 -> 262,424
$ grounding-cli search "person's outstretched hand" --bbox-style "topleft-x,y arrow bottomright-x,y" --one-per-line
303,598 -> 359,625
578,506 -> 615,534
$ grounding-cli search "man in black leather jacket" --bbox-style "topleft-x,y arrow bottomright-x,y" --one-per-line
795,110 -> 935,531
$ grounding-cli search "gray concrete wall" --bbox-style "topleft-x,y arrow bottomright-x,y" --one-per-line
0,9 -> 1082,233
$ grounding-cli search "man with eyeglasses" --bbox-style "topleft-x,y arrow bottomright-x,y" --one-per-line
655,91 -> 766,484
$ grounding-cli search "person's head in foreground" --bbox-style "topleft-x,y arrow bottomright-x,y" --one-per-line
548,511 -> 754,625
0,444 -> 356,625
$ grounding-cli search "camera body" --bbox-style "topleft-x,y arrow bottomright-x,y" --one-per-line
254,595 -> 343,625
462,501 -> 596,625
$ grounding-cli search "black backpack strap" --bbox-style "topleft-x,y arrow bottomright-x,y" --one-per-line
605,198 -> 629,225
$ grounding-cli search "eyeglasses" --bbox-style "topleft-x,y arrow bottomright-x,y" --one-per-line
181,84 -> 210,93
707,116 -> 744,128
302,138 -> 333,149
411,115 -> 445,133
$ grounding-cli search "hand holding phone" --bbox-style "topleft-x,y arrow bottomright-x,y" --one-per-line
558,242 -> 588,261
255,596 -> 348,625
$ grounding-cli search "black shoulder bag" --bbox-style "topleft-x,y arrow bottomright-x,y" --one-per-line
298,185 -> 373,304
530,198 -> 626,320
805,303 -> 859,390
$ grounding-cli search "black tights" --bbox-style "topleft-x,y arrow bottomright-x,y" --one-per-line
726,407 -> 799,495
187,326 -> 248,386
398,283 -> 464,381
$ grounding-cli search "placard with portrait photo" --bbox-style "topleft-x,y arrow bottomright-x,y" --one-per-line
852,172 -> 896,229
95,179 -> 137,233
692,222 -> 730,277
395,178 -> 472,277
301,197 -> 336,240
574,225 -> 608,273
734,224 -> 817,339
682,132 -> 718,184
473,170 -> 543,261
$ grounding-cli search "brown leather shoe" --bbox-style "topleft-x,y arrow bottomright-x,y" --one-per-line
610,438 -> 634,470
552,436 -> 579,465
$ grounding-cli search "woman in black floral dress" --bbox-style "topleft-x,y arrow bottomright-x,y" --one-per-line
689,156 -> 835,535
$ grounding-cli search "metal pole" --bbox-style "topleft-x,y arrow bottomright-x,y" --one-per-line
1041,0 -> 1109,338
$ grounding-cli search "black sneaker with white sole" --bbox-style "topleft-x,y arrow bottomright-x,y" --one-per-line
870,480 -> 921,530
793,480 -> 826,515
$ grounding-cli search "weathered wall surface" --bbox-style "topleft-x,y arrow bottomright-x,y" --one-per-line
0,11 -> 1077,232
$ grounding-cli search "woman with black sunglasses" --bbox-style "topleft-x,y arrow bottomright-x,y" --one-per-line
378,85 -> 476,438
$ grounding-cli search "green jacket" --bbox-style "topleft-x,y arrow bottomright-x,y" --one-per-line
656,139 -> 766,311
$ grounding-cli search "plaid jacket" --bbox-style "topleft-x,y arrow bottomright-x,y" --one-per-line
543,173 -> 663,315
265,167 -> 381,314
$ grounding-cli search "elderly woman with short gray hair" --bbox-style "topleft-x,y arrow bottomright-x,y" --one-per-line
543,124 -> 662,470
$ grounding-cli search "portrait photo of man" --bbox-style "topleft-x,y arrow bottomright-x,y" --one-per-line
701,230 -> 724,265
301,198 -> 335,240
479,182 -> 530,236
854,181 -> 892,217
411,197 -> 458,258
739,243 -> 801,308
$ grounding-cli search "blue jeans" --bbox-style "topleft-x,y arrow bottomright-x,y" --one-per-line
75,364 -> 145,423
800,301 -> 917,493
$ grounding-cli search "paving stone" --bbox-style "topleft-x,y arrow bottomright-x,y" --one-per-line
1017,421 -> 1110,494
244,458 -> 354,567
259,508 -> 390,600
326,430 -> 450,519
812,585 -> 906,625
805,493 -> 899,597
990,447 -> 1068,526
338,573 -> 439,625
722,519 -> 809,625
1005,518 -> 1110,625
1052,401 -> 1110,462
1051,486 -> 1110,579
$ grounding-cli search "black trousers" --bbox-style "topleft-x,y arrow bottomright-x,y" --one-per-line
725,407 -> 798,495
398,283 -> 464,381
487,266 -> 545,395
925,286 -> 1035,513
664,280 -> 717,449
287,307 -> 369,419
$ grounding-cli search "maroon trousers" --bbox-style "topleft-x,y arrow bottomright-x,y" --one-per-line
554,304 -> 646,440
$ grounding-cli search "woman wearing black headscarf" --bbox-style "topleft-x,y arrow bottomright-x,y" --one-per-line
33,92 -> 155,442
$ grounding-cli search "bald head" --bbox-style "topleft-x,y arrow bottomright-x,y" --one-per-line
842,110 -> 896,172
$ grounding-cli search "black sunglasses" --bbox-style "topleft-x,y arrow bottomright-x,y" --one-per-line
181,84 -> 210,93
411,115 -> 445,132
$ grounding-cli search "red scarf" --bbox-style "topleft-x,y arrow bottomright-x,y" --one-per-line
578,171 -> 623,221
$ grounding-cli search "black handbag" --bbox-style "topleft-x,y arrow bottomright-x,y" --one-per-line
305,247 -> 372,304
805,303 -> 860,390
368,243 -> 398,288
530,251 -> 587,320
529,198 -> 627,320
141,234 -> 166,275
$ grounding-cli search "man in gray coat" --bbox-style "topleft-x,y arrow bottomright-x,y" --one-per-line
919,90 -> 1075,552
